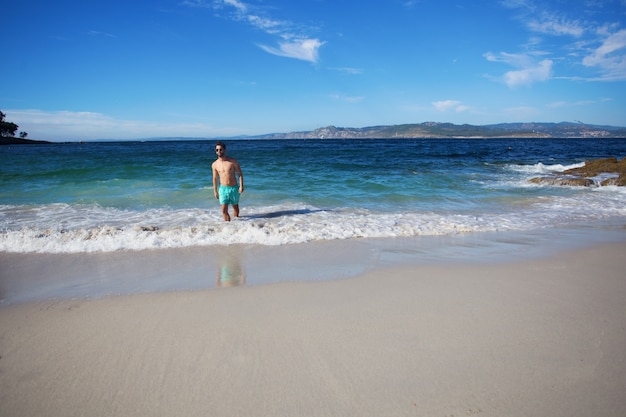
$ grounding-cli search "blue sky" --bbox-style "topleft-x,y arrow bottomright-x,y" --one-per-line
2,0 -> 626,140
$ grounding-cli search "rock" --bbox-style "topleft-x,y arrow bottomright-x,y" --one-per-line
601,177 -> 626,186
564,157 -> 626,177
529,157 -> 625,187
529,177 -> 595,187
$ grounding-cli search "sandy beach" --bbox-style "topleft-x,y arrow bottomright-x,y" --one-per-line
1,242 -> 626,417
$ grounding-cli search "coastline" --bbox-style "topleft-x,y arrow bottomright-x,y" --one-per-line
2,222 -> 626,305
1,241 -> 626,416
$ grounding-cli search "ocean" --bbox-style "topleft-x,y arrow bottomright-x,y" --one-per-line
1,137 -> 626,254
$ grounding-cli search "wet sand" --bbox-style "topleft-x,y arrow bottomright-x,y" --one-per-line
1,242 -> 625,417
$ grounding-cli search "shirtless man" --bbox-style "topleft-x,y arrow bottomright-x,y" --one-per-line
212,141 -> 244,221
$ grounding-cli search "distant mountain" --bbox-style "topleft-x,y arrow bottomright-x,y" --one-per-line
252,121 -> 626,139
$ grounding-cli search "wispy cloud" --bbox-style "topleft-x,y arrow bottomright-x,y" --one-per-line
432,100 -> 470,112
330,67 -> 364,75
329,94 -> 365,103
259,39 -> 324,63
403,1 -> 422,8
546,99 -> 596,108
184,0 -> 324,63
502,0 -> 584,37
6,109 -> 240,140
582,29 -> 626,81
495,0 -> 626,82
88,30 -> 116,38
526,14 -> 584,37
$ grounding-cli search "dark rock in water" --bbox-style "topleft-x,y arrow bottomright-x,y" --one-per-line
529,157 -> 626,187
529,177 -> 595,187
601,177 -> 626,186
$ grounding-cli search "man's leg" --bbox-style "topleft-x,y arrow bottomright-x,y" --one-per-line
221,204 -> 231,221
233,204 -> 240,218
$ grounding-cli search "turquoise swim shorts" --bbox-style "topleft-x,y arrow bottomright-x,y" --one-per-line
219,185 -> 240,205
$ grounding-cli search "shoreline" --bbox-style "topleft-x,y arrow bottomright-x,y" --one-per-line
2,222 -> 626,305
1,241 -> 626,416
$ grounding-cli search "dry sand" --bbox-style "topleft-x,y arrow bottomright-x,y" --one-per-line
1,243 -> 626,417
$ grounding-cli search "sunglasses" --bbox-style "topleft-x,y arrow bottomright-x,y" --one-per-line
215,148 -> 224,152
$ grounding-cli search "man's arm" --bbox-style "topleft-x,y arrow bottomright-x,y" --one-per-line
235,161 -> 244,193
212,164 -> 220,199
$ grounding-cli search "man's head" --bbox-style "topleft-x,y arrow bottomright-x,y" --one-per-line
215,141 -> 226,156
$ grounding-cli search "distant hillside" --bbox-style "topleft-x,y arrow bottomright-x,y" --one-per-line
253,121 -> 626,139
486,122 -> 626,138
2,122 -> 625,143
0,137 -> 52,145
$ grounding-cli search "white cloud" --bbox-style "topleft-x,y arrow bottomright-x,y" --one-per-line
223,0 -> 246,13
246,14 -> 282,33
503,59 -> 553,87
485,52 -> 553,87
432,100 -> 470,112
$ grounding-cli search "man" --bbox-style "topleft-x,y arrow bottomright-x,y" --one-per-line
212,141 -> 244,221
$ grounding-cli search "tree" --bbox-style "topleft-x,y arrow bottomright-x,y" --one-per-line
19,131 -> 28,139
0,111 -> 19,137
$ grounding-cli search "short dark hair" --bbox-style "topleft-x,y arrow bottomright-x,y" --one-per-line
216,141 -> 226,149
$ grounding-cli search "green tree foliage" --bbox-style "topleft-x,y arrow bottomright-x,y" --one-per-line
1,111 -> 20,137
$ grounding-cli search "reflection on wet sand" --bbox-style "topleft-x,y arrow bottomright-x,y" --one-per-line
216,255 -> 246,287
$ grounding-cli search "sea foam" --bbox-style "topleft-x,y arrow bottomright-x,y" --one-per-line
2,192 -> 625,253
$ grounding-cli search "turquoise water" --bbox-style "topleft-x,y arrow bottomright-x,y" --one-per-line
1,138 -> 626,253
